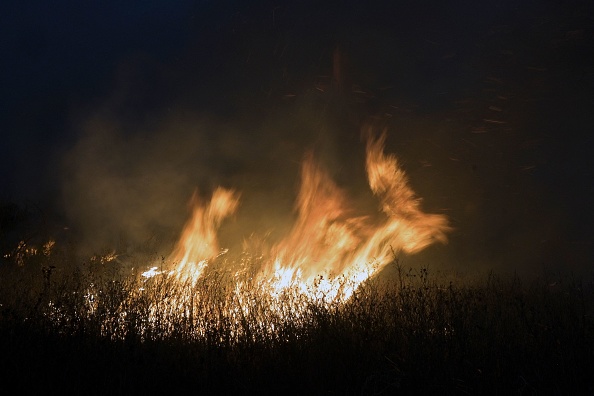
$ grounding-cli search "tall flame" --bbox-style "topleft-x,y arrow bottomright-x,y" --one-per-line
257,130 -> 451,300
266,153 -> 363,276
164,129 -> 450,303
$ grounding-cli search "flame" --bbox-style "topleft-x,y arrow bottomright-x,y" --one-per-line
168,187 -> 239,284
365,131 -> 450,253
257,129 -> 451,301
39,128 -> 451,342
164,129 -> 450,305
259,152 -> 371,300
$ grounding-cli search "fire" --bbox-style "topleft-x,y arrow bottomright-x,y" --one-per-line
256,129 -> 451,301
260,152 -> 368,300
161,129 -> 450,306
39,128 -> 450,342
365,131 -> 449,253
168,187 -> 239,284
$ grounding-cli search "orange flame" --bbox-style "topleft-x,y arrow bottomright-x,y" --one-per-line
259,152 -> 370,300
364,130 -> 450,254
169,187 -> 239,284
166,129 -> 450,303
257,130 -> 450,300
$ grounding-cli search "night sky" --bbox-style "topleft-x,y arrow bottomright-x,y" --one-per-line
2,0 -> 593,277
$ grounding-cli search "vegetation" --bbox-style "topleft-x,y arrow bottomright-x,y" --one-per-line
0,204 -> 593,394
1,241 -> 592,395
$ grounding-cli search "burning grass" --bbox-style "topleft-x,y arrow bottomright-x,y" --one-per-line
1,128 -> 593,393
1,250 -> 593,394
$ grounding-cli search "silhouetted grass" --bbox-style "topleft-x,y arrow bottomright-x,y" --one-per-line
1,243 -> 593,395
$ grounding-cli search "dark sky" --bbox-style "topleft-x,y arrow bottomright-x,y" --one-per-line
1,0 -> 593,277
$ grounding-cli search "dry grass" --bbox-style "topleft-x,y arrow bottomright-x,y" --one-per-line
1,240 -> 593,394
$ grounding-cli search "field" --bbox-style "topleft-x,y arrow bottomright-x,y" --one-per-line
1,233 -> 593,395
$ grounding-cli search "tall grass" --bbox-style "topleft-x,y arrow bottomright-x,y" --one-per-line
1,244 -> 593,394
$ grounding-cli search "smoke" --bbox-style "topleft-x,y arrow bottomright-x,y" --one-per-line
60,84 -> 363,261
61,60 -> 590,279
56,0 -> 594,279
62,111 -> 212,257
61,91 -> 572,279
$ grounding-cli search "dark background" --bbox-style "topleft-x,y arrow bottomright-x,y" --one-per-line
1,0 -> 593,277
